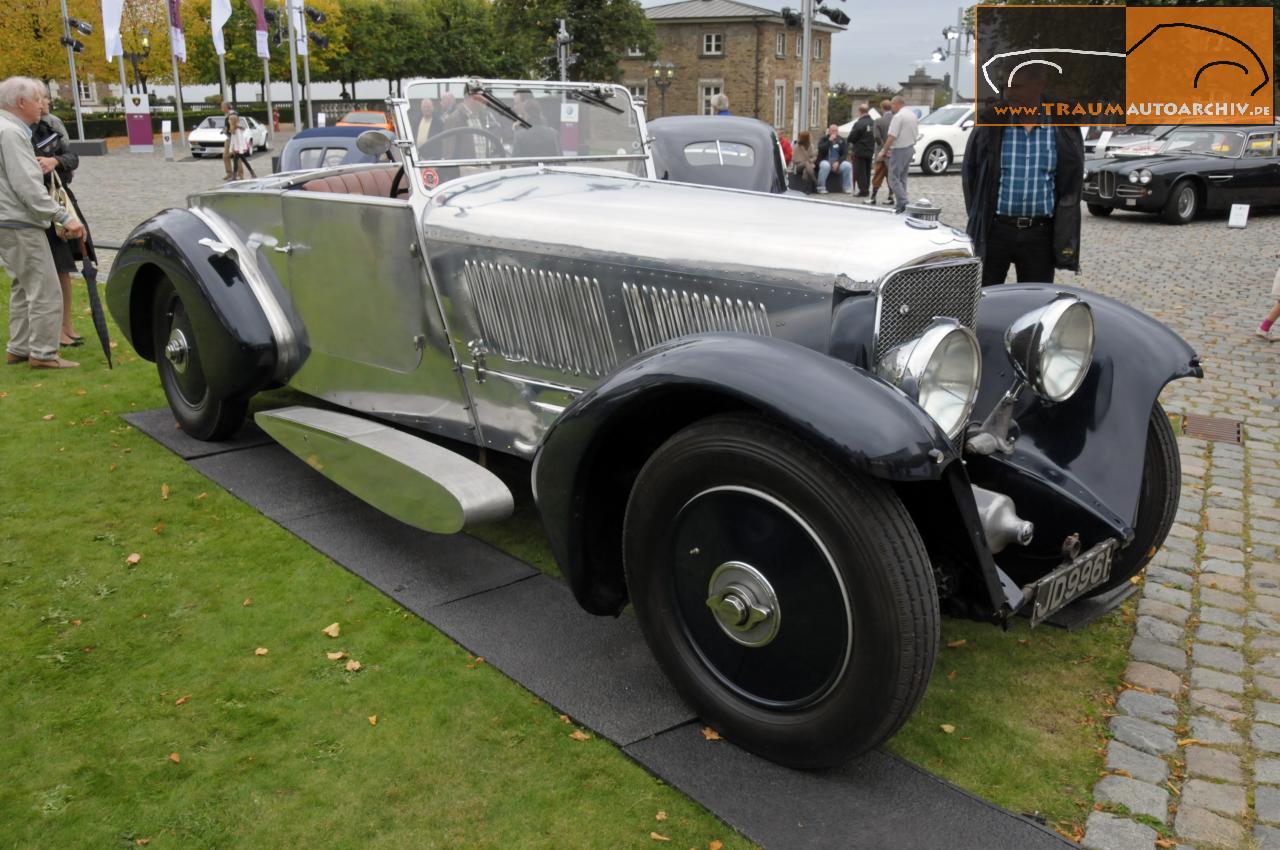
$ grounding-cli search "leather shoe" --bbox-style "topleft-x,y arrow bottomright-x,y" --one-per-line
30,356 -> 79,369
6,352 -> 27,365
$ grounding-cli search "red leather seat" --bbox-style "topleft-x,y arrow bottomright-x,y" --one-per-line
300,167 -> 399,197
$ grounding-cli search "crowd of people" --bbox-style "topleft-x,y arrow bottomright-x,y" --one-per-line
785,95 -> 919,213
1,75 -> 90,370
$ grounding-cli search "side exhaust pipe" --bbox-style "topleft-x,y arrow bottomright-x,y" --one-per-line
971,486 -> 1034,554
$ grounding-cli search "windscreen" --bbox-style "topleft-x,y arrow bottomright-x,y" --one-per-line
402,80 -> 646,178
921,105 -> 968,125
1158,129 -> 1245,157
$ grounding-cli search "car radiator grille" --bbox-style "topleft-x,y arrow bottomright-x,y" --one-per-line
622,283 -> 773,352
463,260 -> 617,378
1097,170 -> 1116,199
873,259 -> 983,362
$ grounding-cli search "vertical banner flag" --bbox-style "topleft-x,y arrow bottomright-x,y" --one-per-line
101,0 -> 124,60
211,0 -> 233,55
168,0 -> 187,62
247,0 -> 270,58
289,0 -> 308,56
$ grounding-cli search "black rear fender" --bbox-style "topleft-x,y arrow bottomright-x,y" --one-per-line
532,333 -> 959,616
106,207 -> 281,399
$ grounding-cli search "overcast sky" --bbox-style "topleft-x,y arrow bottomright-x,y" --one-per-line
640,0 -> 976,96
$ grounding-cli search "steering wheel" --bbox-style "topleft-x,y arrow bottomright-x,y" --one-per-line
417,126 -> 508,161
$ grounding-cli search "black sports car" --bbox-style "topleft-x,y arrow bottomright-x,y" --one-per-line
1082,124 -> 1279,224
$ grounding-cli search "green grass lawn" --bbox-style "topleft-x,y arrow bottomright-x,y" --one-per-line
1,274 -> 1131,845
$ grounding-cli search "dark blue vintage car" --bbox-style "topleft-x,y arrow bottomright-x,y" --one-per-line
648,115 -> 791,195
276,125 -> 396,173
1083,124 -> 1279,224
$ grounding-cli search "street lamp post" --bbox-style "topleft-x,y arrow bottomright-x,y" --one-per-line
934,7 -> 974,103
123,29 -> 151,93
651,61 -> 675,117
58,0 -> 92,140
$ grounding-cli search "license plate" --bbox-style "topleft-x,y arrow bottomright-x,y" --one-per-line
1028,540 -> 1118,626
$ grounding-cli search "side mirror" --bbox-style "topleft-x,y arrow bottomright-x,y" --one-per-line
356,130 -> 392,157
961,120 -> 974,131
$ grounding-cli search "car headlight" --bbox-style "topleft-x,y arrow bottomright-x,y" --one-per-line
1128,170 -> 1139,183
876,319 -> 981,439
1138,168 -> 1152,184
1005,295 -> 1095,402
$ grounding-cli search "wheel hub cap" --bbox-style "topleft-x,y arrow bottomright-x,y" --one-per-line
705,561 -> 780,647
164,328 -> 189,374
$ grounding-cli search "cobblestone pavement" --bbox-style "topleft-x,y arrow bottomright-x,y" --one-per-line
71,156 -> 1280,848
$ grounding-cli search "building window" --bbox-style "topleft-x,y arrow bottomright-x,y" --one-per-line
796,35 -> 803,56
627,82 -> 647,101
626,45 -> 644,57
811,83 -> 822,127
700,81 -> 724,115
702,33 -> 723,56
775,33 -> 785,57
773,81 -> 785,127
814,38 -> 823,60
77,76 -> 96,104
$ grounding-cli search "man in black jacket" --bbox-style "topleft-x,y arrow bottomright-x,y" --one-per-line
814,124 -> 852,194
847,103 -> 875,197
960,65 -> 1083,286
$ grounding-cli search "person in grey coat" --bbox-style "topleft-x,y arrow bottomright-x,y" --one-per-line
0,76 -> 86,369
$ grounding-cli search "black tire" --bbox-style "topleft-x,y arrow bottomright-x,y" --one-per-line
1087,403 -> 1180,597
921,142 -> 950,176
151,279 -> 247,441
1162,179 -> 1198,225
623,413 -> 938,769
1087,203 -> 1113,217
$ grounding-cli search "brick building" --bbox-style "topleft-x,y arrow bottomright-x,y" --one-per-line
619,0 -> 843,138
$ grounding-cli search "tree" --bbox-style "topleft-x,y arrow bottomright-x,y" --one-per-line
493,0 -> 656,82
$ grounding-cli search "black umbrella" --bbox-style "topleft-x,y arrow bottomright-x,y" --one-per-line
79,255 -> 112,369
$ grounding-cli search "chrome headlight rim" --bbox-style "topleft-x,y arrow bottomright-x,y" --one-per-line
1005,295 -> 1096,403
876,318 -> 981,440
1138,168 -> 1153,184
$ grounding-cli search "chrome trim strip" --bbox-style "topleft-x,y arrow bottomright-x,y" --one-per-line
188,205 -> 299,380
459,364 -> 584,396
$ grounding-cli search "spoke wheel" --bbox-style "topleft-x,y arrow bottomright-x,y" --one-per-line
151,279 -> 248,441
1162,180 -> 1198,224
624,413 -> 938,769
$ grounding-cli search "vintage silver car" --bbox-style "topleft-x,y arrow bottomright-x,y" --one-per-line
107,79 -> 1200,769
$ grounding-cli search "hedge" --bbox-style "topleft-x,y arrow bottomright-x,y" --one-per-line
53,106 -> 297,139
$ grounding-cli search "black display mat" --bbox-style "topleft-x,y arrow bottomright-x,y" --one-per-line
125,410 -> 1075,850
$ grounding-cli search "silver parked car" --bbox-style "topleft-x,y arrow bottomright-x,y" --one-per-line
106,79 -> 1200,769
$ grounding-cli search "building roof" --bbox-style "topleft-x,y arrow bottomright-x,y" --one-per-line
646,0 -> 844,30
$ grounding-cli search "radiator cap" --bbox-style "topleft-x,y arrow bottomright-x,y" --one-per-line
904,198 -> 941,229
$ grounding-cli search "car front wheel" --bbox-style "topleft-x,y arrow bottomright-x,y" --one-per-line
921,143 -> 951,175
151,279 -> 248,441
1162,180 -> 1198,224
623,413 -> 939,769
1087,203 -> 1113,217
1087,403 -> 1180,597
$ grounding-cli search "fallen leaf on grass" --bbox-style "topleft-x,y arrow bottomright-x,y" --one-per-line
655,811 -> 667,822
42,413 -> 54,421
135,839 -> 151,846
569,729 -> 591,741
151,523 -> 164,535
196,492 -> 207,501
168,752 -> 181,763
327,651 -> 348,661
939,724 -> 956,734
0,392 -> 7,398
125,553 -> 141,566
710,841 -> 724,850
108,463 -> 117,472
174,695 -> 191,706
946,670 -> 957,681
700,726 -> 722,741
559,714 -> 572,724
1017,638 -> 1030,646
243,598 -> 252,607
946,639 -> 966,649
75,388 -> 87,396
71,619 -> 81,626
648,832 -> 670,842
345,660 -> 362,672
321,622 -> 340,638
467,656 -> 485,669
161,483 -> 170,500
368,715 -> 377,726
254,647 -> 269,656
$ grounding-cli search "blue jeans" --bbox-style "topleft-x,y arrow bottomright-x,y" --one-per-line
816,159 -> 852,193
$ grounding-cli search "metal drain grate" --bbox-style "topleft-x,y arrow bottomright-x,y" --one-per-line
1182,414 -> 1243,444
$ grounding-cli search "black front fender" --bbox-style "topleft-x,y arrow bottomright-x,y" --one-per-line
532,332 -> 957,615
969,284 -> 1200,557
106,207 -> 279,399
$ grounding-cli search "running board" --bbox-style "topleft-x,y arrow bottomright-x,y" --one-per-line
254,406 -> 513,534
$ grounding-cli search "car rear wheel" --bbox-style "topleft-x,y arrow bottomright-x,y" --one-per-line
1087,203 -> 1113,217
151,279 -> 247,441
921,143 -> 951,175
1086,402 -> 1180,597
1162,180 -> 1198,225
623,413 -> 938,769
